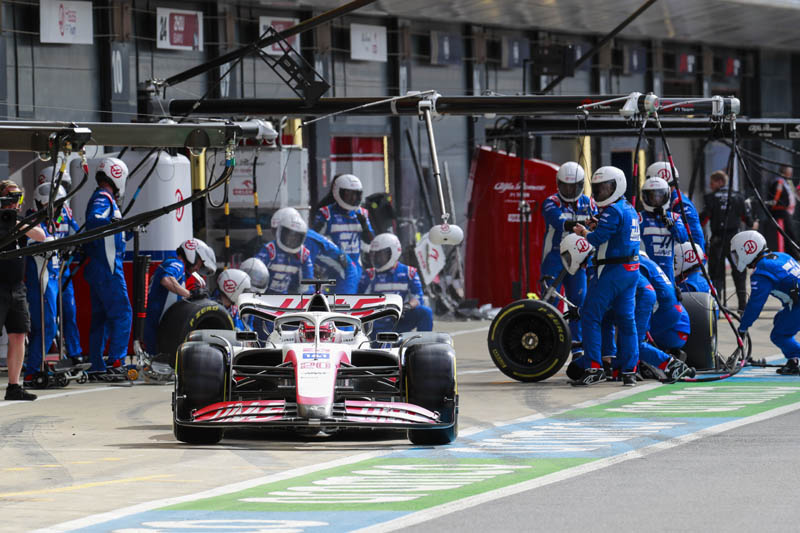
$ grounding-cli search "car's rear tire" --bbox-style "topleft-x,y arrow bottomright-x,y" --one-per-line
158,299 -> 235,367
681,292 -> 718,370
487,299 -> 571,382
173,341 -> 226,445
405,342 -> 458,445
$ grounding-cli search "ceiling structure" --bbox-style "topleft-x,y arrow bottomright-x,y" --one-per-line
289,0 -> 800,51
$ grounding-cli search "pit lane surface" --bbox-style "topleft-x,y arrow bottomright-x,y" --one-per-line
1,305 -> 797,532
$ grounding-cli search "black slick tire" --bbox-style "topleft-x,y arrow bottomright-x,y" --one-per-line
487,299 -> 571,382
173,341 -> 226,445
157,299 -> 235,367
405,342 -> 458,445
681,292 -> 718,370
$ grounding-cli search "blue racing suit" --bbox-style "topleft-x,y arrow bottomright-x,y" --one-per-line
312,204 -> 374,279
540,193 -> 597,349
677,267 -> 712,294
255,241 -> 314,294
739,252 -> 800,359
671,189 -> 705,252
639,210 -> 688,283
143,256 -> 185,354
576,197 -> 640,373
601,273 -> 671,371
54,204 -> 83,360
84,188 -> 132,372
305,229 -> 358,293
639,254 -> 691,351
24,223 -> 59,376
358,263 -> 433,334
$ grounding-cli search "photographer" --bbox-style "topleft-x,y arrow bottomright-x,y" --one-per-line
0,179 -> 45,401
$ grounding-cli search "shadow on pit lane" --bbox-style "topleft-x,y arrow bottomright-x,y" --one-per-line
111,428 -> 418,451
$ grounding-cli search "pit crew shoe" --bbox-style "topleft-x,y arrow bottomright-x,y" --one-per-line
664,358 -> 696,382
639,361 -> 665,381
567,362 -> 606,386
5,384 -> 37,401
777,358 -> 800,376
621,373 -> 637,387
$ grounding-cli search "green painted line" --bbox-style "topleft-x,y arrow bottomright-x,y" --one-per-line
164,458 -> 591,512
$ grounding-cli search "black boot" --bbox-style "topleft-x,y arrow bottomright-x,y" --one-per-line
5,384 -> 37,401
777,358 -> 800,376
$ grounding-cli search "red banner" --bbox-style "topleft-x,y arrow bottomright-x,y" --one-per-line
465,146 -> 558,307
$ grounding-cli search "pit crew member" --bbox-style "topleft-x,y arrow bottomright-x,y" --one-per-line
311,174 -> 374,279
639,176 -> 688,282
358,232 -> 432,335
83,157 -> 131,377
256,209 -> 313,294
216,268 -> 251,330
647,161 -> 706,252
732,230 -> 800,375
674,241 -> 711,294
569,166 -> 640,386
143,238 -> 214,354
540,161 -> 597,358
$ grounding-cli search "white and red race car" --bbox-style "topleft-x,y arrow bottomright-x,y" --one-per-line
172,283 -> 457,445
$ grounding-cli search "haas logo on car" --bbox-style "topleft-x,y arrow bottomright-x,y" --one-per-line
576,238 -> 590,253
684,249 -> 697,264
223,279 -> 237,293
744,239 -> 758,254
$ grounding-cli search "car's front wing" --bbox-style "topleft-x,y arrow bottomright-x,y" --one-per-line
176,399 -> 452,430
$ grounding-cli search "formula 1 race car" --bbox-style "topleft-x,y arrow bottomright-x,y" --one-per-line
172,281 -> 458,445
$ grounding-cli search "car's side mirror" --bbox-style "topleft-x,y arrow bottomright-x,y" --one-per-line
376,332 -> 400,344
236,331 -> 258,342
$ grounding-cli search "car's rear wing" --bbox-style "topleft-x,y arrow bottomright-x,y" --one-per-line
239,293 -> 403,323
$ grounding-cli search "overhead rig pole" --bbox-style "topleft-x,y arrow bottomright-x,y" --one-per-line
169,93 -> 741,118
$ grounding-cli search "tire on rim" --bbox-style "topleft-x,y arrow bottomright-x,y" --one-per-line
157,299 -> 235,367
173,341 -> 226,444
405,342 -> 458,445
681,291 -> 718,370
487,299 -> 572,382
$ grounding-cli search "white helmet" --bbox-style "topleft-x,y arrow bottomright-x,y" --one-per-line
640,177 -> 671,213
276,210 -> 307,253
591,166 -> 627,207
332,173 -> 363,211
730,230 -> 767,272
646,161 -> 678,186
369,233 -> 402,272
217,268 -> 251,305
96,157 -> 128,198
270,206 -> 299,229
37,166 -> 72,192
560,233 -> 594,275
240,257 -> 270,294
556,161 -> 586,202
34,183 -> 66,205
180,238 -> 217,276
673,241 -> 705,277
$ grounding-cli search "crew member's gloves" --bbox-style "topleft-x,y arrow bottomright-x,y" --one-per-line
565,305 -> 581,321
187,287 -> 209,301
674,286 -> 683,302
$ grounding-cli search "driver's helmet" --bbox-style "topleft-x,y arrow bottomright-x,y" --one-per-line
298,321 -> 335,342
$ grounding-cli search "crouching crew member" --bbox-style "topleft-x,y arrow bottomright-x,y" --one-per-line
84,157 -> 131,378
358,233 -> 433,335
640,176 -> 688,283
256,209 -> 313,294
569,166 -> 640,387
143,238 -> 214,354
216,269 -> 251,330
540,161 -> 597,358
674,242 -> 711,294
732,230 -> 800,375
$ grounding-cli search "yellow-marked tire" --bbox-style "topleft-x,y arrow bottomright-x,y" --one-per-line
487,299 -> 571,382
157,299 -> 235,368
